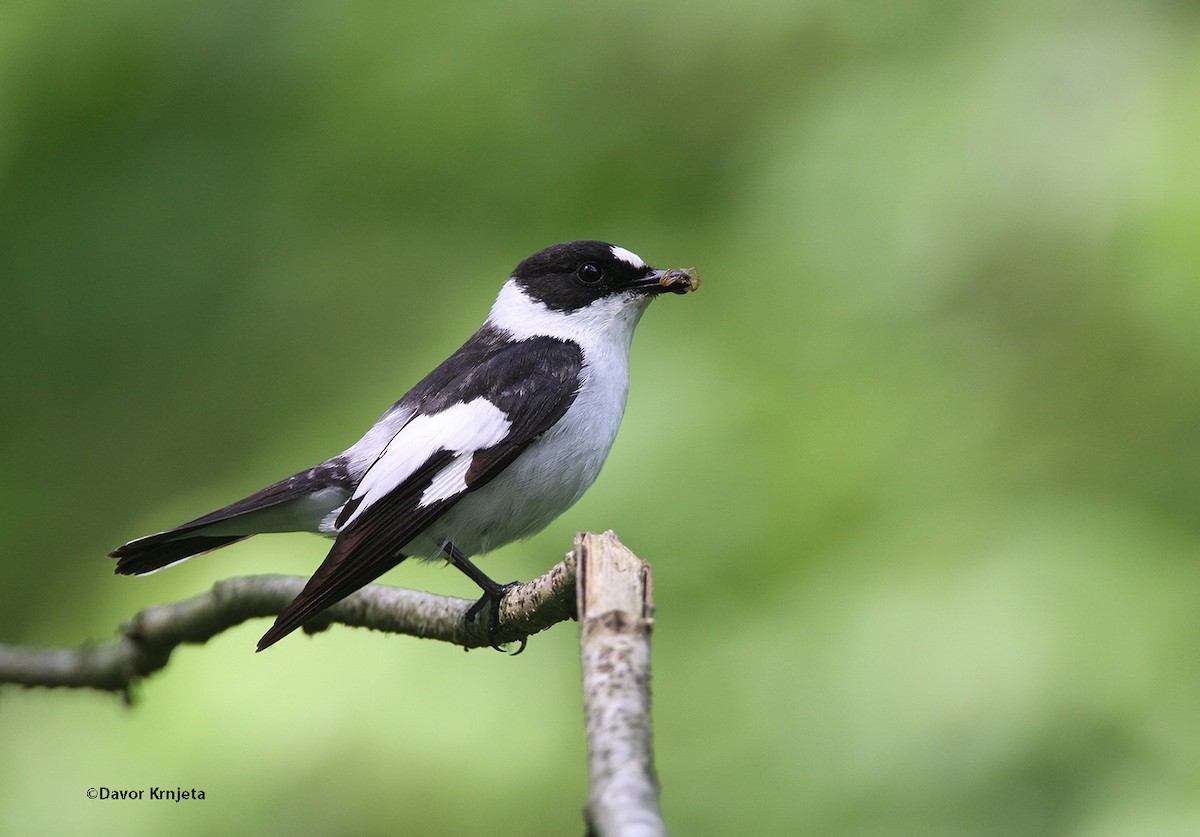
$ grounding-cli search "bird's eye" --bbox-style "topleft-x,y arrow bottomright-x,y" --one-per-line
577,262 -> 603,284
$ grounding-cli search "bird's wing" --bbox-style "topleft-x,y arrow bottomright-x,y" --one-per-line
256,335 -> 584,649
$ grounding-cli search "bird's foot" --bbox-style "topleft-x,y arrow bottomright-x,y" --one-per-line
465,581 -> 526,655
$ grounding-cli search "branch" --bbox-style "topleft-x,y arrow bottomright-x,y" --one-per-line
0,557 -> 578,699
0,532 -> 666,833
576,531 -> 666,837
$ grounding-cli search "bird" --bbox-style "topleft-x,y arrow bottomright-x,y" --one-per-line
109,240 -> 699,651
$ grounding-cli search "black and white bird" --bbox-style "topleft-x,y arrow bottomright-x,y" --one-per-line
110,241 -> 699,651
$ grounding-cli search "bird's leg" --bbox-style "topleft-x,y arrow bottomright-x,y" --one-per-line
439,541 -> 526,654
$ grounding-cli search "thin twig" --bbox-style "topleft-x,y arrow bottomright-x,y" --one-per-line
0,556 -> 578,699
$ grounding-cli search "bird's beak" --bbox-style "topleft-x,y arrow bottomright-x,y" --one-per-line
621,267 -> 702,296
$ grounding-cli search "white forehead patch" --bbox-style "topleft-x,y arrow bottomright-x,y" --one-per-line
610,245 -> 646,269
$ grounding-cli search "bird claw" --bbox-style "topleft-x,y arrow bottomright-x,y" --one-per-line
466,582 -> 526,654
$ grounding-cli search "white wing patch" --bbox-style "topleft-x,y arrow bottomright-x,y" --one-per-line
343,397 -> 512,526
419,453 -> 475,506
609,245 -> 646,269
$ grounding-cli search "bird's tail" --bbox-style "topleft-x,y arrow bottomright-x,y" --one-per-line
109,460 -> 353,576
110,532 -> 251,575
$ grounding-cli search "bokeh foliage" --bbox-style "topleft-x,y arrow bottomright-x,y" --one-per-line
2,2 -> 1199,834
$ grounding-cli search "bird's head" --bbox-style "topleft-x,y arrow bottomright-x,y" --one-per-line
510,241 -> 699,313
488,241 -> 698,346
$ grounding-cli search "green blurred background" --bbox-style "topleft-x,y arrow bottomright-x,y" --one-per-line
2,2 -> 1199,834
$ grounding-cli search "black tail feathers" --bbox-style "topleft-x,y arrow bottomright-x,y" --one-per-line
110,534 -> 250,575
